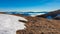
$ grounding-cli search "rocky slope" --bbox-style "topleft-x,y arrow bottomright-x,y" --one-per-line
16,17 -> 60,34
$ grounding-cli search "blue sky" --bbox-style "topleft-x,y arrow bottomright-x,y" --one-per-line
0,0 -> 60,12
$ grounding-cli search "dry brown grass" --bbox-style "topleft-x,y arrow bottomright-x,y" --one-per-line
16,17 -> 60,34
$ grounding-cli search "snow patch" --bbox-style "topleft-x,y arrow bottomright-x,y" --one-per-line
0,14 -> 27,34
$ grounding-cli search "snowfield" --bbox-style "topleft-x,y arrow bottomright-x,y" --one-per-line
0,14 -> 27,34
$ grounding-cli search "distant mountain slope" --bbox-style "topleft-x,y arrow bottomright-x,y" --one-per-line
36,10 -> 60,20
0,12 -> 48,16
0,10 -> 60,20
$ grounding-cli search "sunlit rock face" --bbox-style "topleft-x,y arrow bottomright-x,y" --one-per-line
0,14 -> 27,34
